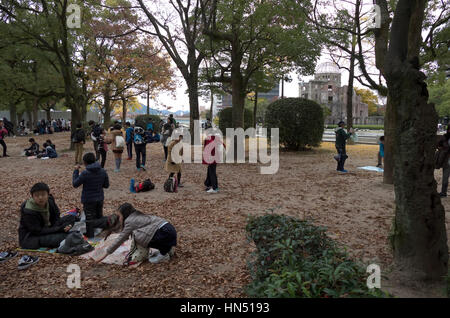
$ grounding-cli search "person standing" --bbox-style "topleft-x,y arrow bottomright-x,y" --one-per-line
165,135 -> 183,187
202,134 -> 225,193
0,120 -> 9,157
125,122 -> 134,160
160,122 -> 172,161
97,128 -> 108,168
71,123 -> 85,165
89,120 -> 102,161
437,127 -> 450,197
72,153 -> 111,238
133,126 -> 147,171
334,121 -> 353,173
110,124 -> 125,172
377,136 -> 385,168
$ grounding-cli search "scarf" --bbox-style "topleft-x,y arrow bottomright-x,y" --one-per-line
26,198 -> 50,227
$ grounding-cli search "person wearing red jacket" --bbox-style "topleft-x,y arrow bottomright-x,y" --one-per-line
0,120 -> 9,157
202,135 -> 225,193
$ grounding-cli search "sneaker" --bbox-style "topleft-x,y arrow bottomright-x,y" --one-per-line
3,154 -> 9,158
439,193 -> 447,197
148,251 -> 170,264
168,247 -> 175,257
207,188 -> 218,194
136,168 -> 141,172
205,187 -> 211,192
376,164 -> 382,168
338,169 -> 348,173
178,183 -> 184,188
0,251 -> 18,263
140,165 -> 146,171
18,255 -> 39,270
114,169 -> 120,172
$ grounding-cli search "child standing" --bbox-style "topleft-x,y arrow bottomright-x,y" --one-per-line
71,123 -> 85,165
377,136 -> 384,168
110,124 -> 125,172
72,152 -> 110,238
133,126 -> 147,171
165,135 -> 183,187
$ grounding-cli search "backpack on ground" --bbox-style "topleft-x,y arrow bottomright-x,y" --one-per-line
115,135 -> 125,148
135,178 -> 155,193
164,176 -> 178,193
57,231 -> 94,256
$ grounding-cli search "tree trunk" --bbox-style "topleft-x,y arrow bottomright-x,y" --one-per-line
122,96 -> 127,124
9,101 -> 17,135
46,109 -> 51,121
253,91 -> 258,128
210,88 -> 214,120
187,71 -> 200,144
32,97 -> 39,130
386,0 -> 448,281
383,95 -> 394,184
146,84 -> 150,116
346,2 -> 360,130
103,82 -> 112,126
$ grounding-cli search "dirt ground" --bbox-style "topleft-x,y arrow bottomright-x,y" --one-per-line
0,132 -> 448,298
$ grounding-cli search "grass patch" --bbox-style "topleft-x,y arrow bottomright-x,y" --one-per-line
245,214 -> 389,298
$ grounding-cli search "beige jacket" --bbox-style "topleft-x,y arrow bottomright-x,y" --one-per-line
106,211 -> 167,254
164,139 -> 183,173
110,129 -> 124,152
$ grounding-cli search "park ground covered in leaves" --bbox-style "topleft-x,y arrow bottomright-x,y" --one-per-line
0,132 -> 449,297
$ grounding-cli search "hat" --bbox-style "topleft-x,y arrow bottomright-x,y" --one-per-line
338,121 -> 345,126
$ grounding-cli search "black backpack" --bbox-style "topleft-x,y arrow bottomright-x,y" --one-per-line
57,231 -> 94,256
135,178 -> 155,193
92,125 -> 102,138
164,176 -> 178,193
72,129 -> 85,143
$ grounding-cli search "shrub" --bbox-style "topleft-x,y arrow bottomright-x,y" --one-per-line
218,107 -> 253,135
265,98 -> 324,150
135,114 -> 162,132
245,214 -> 388,298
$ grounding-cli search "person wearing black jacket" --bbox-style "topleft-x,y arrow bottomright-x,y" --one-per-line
73,152 -> 110,238
18,183 -> 72,249
24,138 -> 40,156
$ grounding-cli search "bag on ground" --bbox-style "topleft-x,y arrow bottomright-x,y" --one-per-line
164,176 -> 178,193
57,231 -> 94,256
135,178 -> 155,193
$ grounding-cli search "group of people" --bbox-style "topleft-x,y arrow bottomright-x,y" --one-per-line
23,138 -> 57,158
36,118 -> 70,135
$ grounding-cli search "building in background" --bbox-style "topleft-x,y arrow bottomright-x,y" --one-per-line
212,83 -> 280,118
299,62 -> 369,125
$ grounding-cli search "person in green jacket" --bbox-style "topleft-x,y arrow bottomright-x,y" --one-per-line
334,121 -> 353,173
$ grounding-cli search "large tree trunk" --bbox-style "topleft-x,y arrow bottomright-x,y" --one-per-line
346,1 -> 359,130
187,71 -> 200,144
103,82 -> 112,126
122,95 -> 127,124
46,109 -> 51,121
9,101 -> 17,135
387,0 -> 448,281
210,88 -> 214,121
32,97 -> 39,130
383,96 -> 394,184
253,91 -> 258,129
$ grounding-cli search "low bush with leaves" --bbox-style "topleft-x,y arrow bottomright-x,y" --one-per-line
264,98 -> 324,151
218,107 -> 253,135
246,214 -> 388,298
135,114 -> 162,132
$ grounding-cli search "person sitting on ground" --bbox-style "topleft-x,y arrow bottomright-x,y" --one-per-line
18,183 -> 72,250
95,203 -> 176,264
37,142 -> 58,159
72,152 -> 111,238
377,136 -> 384,168
24,138 -> 40,157
46,139 -> 56,151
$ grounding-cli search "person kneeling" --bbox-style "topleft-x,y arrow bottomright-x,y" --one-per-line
95,203 -> 176,264
18,183 -> 72,250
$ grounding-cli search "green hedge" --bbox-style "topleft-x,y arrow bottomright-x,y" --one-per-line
245,214 -> 388,298
135,114 -> 162,132
265,98 -> 324,150
218,107 -> 253,135
325,124 -> 384,130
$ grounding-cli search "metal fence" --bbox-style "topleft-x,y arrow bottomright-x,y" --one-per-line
0,110 -> 102,124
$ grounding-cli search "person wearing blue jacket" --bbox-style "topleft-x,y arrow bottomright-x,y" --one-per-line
125,122 -> 134,160
73,152 -> 110,238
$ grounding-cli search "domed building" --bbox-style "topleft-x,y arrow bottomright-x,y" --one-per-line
299,62 -> 369,124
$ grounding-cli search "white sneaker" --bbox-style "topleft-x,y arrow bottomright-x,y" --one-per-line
207,188 -> 218,194
148,251 -> 170,264
168,247 -> 175,257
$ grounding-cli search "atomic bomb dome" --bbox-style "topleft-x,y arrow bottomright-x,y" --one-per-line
315,62 -> 341,74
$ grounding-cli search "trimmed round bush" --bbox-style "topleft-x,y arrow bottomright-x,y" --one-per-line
218,107 -> 253,135
265,98 -> 324,150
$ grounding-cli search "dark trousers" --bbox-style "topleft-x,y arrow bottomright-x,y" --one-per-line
169,172 -> 181,184
135,144 -> 146,168
127,142 -> 133,159
38,232 -> 68,248
442,166 -> 450,194
83,201 -> 109,238
148,223 -> 177,255
0,139 -> 6,156
336,146 -> 348,171
99,148 -> 107,168
378,152 -> 383,165
204,163 -> 218,190
163,146 -> 168,160
93,141 -> 99,161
